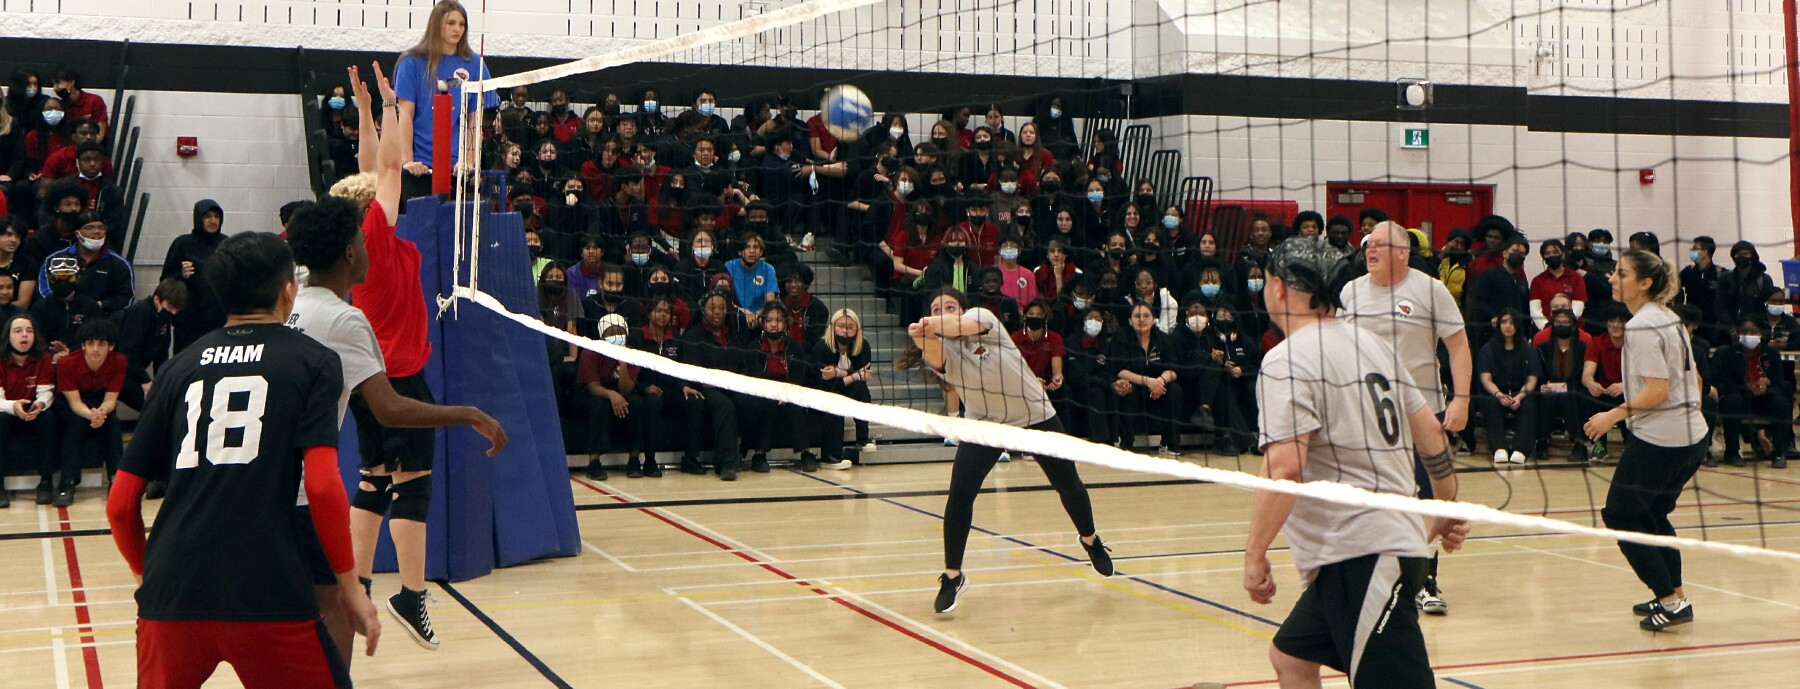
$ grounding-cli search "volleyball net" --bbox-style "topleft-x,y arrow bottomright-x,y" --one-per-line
436,0 -> 1800,567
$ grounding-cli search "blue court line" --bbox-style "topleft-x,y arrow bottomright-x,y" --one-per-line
787,470 -> 1490,689
787,470 -> 1282,626
438,580 -> 574,689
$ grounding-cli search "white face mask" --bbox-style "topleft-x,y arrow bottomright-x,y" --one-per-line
1769,304 -> 1792,316
80,237 -> 106,252
1072,297 -> 1090,310
1185,314 -> 1207,332
889,127 -> 905,140
1083,319 -> 1103,337
693,247 -> 714,261
728,150 -> 742,163
604,334 -> 627,347
896,181 -> 914,196
1049,107 -> 1062,119
999,182 -> 1018,194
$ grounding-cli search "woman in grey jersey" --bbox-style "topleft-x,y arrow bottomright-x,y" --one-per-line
1584,249 -> 1709,632
897,287 -> 1111,614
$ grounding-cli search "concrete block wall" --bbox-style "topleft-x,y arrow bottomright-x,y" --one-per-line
124,90 -> 315,293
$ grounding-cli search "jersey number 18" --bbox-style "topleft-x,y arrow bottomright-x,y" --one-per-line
174,376 -> 270,469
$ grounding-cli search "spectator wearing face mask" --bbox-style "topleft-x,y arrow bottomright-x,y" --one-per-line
1031,96 -> 1079,161
1438,227 -> 1474,305
30,255 -> 103,356
994,234 -> 1037,306
19,99 -> 71,186
543,89 -> 578,144
1717,240 -> 1774,333
65,143 -> 125,247
958,127 -> 1000,190
951,191 -> 1000,267
620,232 -> 674,297
918,225 -> 976,296
1535,307 -> 1591,463
577,263 -> 643,339
1580,228 -> 1619,333
112,277 -> 185,413
1469,235 -> 1532,346
1715,317 -> 1793,468
1529,238 -> 1587,329
36,212 -> 132,319
50,69 -> 108,142
1063,304 -> 1118,445
639,264 -> 691,332
675,229 -> 727,306
39,118 -> 110,184
592,169 -> 648,257
160,199 -> 227,352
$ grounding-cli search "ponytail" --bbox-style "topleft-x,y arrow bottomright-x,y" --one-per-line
1621,248 -> 1680,305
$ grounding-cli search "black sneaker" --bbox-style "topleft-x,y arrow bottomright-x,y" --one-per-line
583,458 -> 608,481
52,486 -> 75,507
1081,536 -> 1115,577
642,457 -> 664,478
933,573 -> 968,613
624,457 -> 643,479
1639,599 -> 1692,631
34,480 -> 53,505
0,489 -> 11,508
1775,455 -> 1790,470
720,463 -> 739,481
145,480 -> 167,500
385,587 -> 441,650
750,453 -> 771,473
798,452 -> 819,473
1571,443 -> 1590,464
1632,598 -> 1658,615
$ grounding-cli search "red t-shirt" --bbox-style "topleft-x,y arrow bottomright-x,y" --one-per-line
1528,270 -> 1588,318
806,115 -> 838,157
63,92 -> 108,130
1010,330 -> 1065,379
1,353 -> 55,401
1467,252 -> 1505,283
41,146 -> 115,182
1531,327 -> 1595,348
550,113 -> 580,144
1586,335 -> 1625,387
349,201 -> 431,377
56,351 -> 126,394
576,349 -> 636,389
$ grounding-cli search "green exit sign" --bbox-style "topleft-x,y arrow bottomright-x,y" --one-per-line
1401,127 -> 1430,149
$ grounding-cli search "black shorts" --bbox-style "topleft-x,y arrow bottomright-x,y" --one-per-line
1272,553 -> 1434,688
292,507 -> 337,587
347,373 -> 438,473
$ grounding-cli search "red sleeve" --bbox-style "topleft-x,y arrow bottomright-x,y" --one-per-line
1040,149 -> 1056,172
106,469 -> 150,576
105,353 -> 126,393
674,300 -> 692,331
1532,328 -> 1549,347
1046,332 -> 1066,358
1570,273 -> 1588,301
54,356 -> 74,393
1584,342 -> 1602,364
576,350 -> 601,385
302,447 -> 355,575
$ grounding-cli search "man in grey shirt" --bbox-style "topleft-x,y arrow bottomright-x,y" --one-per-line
1244,237 -> 1468,688
1338,220 -> 1472,615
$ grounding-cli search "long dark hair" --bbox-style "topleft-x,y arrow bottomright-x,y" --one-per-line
1488,308 -> 1531,387
4,313 -> 44,357
895,288 -> 969,371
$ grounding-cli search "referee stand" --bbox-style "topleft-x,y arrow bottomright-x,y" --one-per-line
339,194 -> 581,582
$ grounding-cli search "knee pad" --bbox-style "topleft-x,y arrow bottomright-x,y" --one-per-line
387,476 -> 432,523
351,474 -> 393,515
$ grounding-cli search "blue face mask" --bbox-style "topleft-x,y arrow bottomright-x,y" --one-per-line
999,247 -> 1020,262
642,100 -> 658,113
1049,107 -> 1062,119
1691,250 -> 1703,264
1086,191 -> 1105,204
630,253 -> 649,266
1083,320 -> 1103,337
1161,216 -> 1179,230
1200,284 -> 1221,298
698,102 -> 716,116
1246,278 -> 1264,293
327,96 -> 346,110
42,110 -> 64,127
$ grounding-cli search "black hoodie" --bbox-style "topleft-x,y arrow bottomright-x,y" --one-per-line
1718,240 -> 1774,329
162,199 -> 228,352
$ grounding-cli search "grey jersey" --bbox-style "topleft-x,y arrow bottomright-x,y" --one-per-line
1340,270 -> 1465,413
1623,304 -> 1707,447
935,307 -> 1054,427
287,285 -> 385,425
1257,319 -> 1430,585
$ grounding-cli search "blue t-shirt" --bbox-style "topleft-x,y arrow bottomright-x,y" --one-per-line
392,53 -> 498,167
725,258 -> 778,312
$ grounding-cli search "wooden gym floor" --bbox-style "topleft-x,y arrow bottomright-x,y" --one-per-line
3,452 -> 1799,688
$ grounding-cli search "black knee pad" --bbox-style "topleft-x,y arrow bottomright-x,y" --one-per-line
351,474 -> 393,515
388,476 -> 432,523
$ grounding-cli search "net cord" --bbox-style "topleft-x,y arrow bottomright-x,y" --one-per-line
448,285 -> 1800,566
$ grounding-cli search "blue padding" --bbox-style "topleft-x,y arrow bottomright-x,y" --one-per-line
341,195 -> 579,582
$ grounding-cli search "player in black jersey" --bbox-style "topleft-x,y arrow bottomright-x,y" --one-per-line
107,232 -> 380,689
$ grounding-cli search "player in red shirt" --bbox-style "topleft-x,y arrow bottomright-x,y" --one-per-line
52,319 -> 126,505
1581,307 -> 1631,460
1528,238 -> 1587,328
106,232 -> 381,688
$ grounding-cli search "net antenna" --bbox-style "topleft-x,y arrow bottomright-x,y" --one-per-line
449,0 -> 892,304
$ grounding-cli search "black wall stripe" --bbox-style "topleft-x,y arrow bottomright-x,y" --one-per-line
0,37 -> 1785,137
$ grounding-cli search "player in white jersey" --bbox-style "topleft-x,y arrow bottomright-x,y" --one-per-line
1338,221 -> 1472,615
283,192 -> 506,659
1584,249 -> 1708,631
1245,236 -> 1469,688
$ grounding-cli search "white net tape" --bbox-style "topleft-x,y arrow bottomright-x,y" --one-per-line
450,285 -> 1800,566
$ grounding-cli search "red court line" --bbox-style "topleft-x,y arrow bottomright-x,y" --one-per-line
58,506 -> 105,689
1220,636 -> 1800,686
572,478 -> 1037,688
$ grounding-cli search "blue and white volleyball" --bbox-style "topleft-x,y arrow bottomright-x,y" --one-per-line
821,85 -> 875,141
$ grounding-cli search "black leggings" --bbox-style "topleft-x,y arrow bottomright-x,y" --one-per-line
1602,438 -> 1707,599
943,416 -> 1096,570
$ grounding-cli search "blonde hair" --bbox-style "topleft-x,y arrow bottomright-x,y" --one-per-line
328,172 -> 377,215
1620,248 -> 1681,305
825,308 -> 865,356
403,1 -> 475,94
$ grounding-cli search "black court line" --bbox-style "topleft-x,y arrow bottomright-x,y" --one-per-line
438,580 -> 575,689
570,478 -> 1200,511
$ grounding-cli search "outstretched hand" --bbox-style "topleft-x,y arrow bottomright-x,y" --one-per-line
372,61 -> 397,103
347,66 -> 371,106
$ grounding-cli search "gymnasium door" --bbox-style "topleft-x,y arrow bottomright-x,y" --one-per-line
1324,182 -> 1495,247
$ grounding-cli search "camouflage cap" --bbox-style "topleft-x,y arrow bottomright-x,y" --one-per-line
1265,236 -> 1352,308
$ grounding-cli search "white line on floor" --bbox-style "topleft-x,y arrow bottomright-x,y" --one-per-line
674,595 -> 847,689
581,540 -> 638,572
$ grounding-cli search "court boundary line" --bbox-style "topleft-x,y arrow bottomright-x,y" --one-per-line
569,478 -> 1199,512
56,506 -> 103,689
436,580 -> 575,689
673,596 -> 847,688
572,477 -> 1045,688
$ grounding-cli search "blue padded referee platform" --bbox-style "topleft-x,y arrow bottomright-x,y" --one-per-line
338,195 -> 580,582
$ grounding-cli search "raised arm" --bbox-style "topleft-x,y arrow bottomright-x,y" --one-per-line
373,62 -> 405,226
349,66 -> 380,176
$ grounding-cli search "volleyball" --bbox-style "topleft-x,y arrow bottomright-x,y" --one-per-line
821,84 -> 875,141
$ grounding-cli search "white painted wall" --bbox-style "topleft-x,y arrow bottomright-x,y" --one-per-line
124,90 -> 315,292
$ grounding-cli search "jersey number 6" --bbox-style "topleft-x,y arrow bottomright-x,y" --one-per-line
174,376 -> 270,469
1363,372 -> 1402,446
